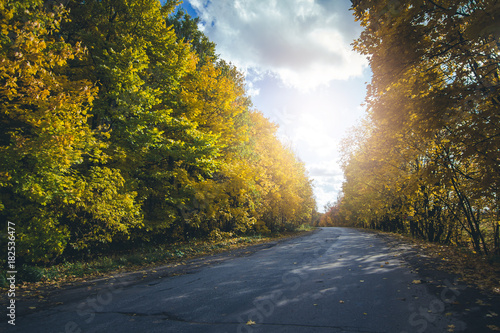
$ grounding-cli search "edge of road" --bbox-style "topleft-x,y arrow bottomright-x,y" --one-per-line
12,227 -> 500,333
11,228 -> 321,318
367,228 -> 500,332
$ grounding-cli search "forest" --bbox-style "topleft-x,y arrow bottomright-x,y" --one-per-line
322,0 -> 500,256
0,0 -> 316,264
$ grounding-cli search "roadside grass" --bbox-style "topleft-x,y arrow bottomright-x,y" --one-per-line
296,223 -> 316,232
0,226 -> 315,289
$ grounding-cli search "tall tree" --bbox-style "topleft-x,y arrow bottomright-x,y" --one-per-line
1,0 -> 317,263
0,0 -> 99,261
339,0 -> 500,254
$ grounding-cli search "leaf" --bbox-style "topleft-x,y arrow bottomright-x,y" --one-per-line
476,299 -> 488,306
246,320 -> 256,326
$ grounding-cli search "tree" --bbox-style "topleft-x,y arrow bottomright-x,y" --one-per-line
250,111 -> 316,231
0,0 -> 100,261
340,0 -> 500,254
166,8 -> 217,66
1,0 -> 317,262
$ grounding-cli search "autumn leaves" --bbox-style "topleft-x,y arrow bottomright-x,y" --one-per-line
326,1 -> 500,255
0,0 -> 315,263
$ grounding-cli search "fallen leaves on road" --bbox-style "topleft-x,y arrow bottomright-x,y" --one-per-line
246,320 -> 256,326
476,299 -> 491,306
386,233 -> 500,294
487,325 -> 500,331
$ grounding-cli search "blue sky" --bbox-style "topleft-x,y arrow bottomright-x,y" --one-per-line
178,0 -> 371,211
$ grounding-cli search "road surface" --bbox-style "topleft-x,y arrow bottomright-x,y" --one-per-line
8,228 -> 475,332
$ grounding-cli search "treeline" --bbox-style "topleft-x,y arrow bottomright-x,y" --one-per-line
0,0 -> 316,263
324,0 -> 499,255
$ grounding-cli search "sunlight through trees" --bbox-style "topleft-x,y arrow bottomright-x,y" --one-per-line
325,0 -> 500,255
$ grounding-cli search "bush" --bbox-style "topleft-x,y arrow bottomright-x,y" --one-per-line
126,254 -> 144,265
0,272 -> 8,288
95,257 -> 115,270
18,264 -> 44,283
252,220 -> 270,235
208,228 -> 233,241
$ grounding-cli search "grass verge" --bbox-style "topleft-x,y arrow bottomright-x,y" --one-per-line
1,226 -> 316,291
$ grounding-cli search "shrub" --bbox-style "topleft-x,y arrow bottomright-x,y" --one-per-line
18,264 -> 44,283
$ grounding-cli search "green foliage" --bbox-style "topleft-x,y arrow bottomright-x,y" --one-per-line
18,264 -> 44,283
64,166 -> 143,250
15,208 -> 70,263
0,0 -> 316,263
166,8 -> 217,66
0,0 -> 96,262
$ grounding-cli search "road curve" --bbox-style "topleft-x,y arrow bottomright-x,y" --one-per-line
10,227 -> 468,333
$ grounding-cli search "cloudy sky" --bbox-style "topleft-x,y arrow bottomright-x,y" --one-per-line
180,0 -> 371,212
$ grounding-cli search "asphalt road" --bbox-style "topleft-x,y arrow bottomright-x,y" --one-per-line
9,228 -> 471,332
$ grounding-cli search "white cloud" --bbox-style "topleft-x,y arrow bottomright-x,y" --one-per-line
245,80 -> 260,97
307,161 -> 345,211
187,0 -> 368,91
184,0 -> 371,211
308,161 -> 343,178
